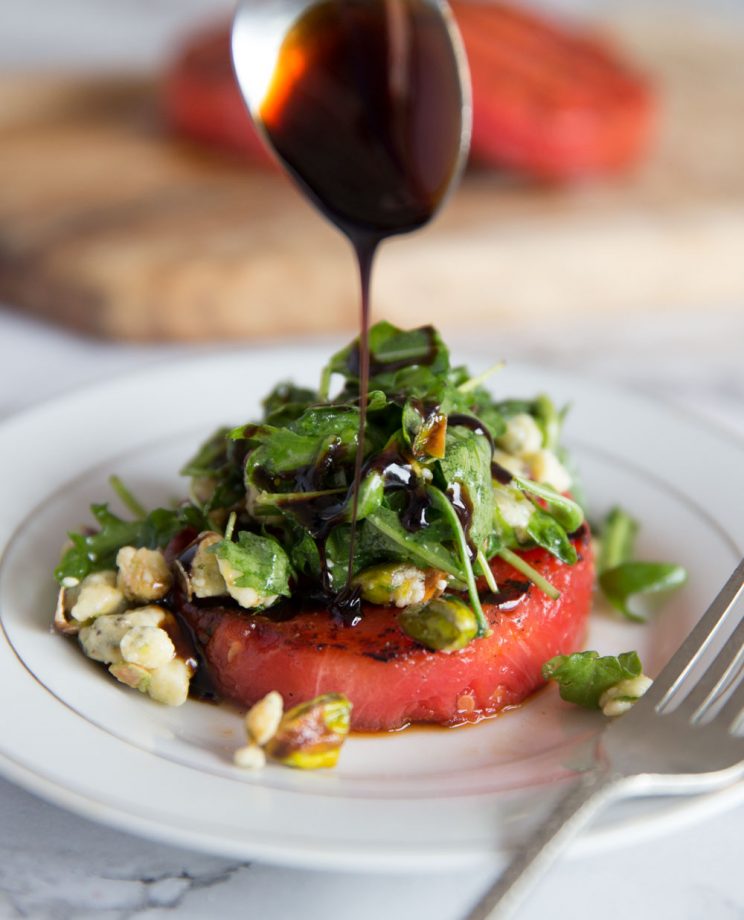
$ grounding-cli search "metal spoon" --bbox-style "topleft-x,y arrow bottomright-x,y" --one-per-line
230,0 -> 472,240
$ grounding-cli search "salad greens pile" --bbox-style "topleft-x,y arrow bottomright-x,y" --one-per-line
54,490 -> 205,587
55,322 -> 585,636
182,321 -> 585,631
54,321 -> 685,673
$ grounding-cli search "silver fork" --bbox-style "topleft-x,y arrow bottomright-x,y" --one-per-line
466,557 -> 744,920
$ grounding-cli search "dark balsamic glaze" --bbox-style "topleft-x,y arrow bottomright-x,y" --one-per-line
448,414 -> 496,454
346,325 -> 441,378
479,579 -> 531,611
447,481 -> 473,543
400,488 -> 431,532
257,0 -> 466,619
491,461 -> 514,485
164,592 -> 219,701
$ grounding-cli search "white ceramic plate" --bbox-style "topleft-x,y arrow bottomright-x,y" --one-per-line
0,347 -> 742,872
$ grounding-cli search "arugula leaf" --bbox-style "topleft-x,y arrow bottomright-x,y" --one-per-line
55,503 -> 206,585
526,510 -> 578,565
533,393 -> 562,451
368,365 -> 446,403
494,399 -> 533,419
55,505 -> 140,584
456,361 -> 505,395
365,506 -> 464,580
323,514 -> 459,588
212,531 -> 291,598
322,322 -> 450,398
596,507 -> 687,621
286,406 -> 360,439
543,650 -> 643,709
246,428 -> 319,478
497,546 -> 559,599
109,475 -> 146,519
512,475 -> 584,533
180,427 -> 247,515
436,426 -> 494,551
289,528 -> 321,576
246,406 -> 360,481
597,506 -> 639,573
262,382 -> 318,427
366,389 -> 389,412
324,524 -> 368,586
599,562 -> 688,622
351,471 -> 385,521
139,505 -> 205,549
369,323 -> 449,374
180,427 -> 232,478
424,485 -> 489,636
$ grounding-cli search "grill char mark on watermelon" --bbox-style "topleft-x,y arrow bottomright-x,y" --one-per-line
171,527 -> 593,731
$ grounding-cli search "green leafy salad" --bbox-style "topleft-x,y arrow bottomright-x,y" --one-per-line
54,322 -> 686,720
57,323 -> 585,636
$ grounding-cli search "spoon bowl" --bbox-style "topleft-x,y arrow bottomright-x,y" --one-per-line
231,0 -> 472,240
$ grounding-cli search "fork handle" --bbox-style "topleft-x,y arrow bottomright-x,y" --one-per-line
465,768 -> 621,920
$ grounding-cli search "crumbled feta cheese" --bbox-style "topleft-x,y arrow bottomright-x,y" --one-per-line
70,570 -> 124,623
191,533 -> 227,598
234,743 -> 267,770
245,691 -> 284,746
524,449 -> 572,494
493,487 -> 534,536
389,566 -> 427,607
116,546 -> 172,602
148,658 -> 192,706
216,556 -> 277,610
600,674 -> 653,717
121,605 -> 170,627
498,413 -> 543,457
120,625 -> 175,670
79,616 -> 126,664
78,606 -> 166,664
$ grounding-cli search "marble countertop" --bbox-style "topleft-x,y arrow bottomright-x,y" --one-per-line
0,306 -> 742,920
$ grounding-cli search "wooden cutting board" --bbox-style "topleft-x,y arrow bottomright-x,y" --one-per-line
0,17 -> 742,342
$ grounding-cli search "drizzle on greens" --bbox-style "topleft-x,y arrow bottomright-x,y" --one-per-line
55,322 -> 594,650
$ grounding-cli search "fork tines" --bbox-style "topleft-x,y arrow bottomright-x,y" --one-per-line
643,558 -> 744,719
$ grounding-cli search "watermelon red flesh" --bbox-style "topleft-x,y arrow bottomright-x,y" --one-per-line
174,529 -> 594,732
161,26 -> 275,166
452,1 -> 654,178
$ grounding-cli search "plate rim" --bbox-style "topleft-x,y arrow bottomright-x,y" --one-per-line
0,344 -> 742,871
